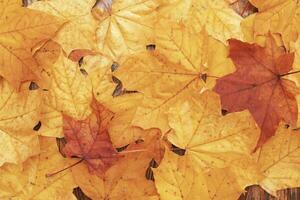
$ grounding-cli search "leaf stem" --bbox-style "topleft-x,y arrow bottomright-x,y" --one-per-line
280,70 -> 300,77
45,159 -> 84,178
118,149 -> 148,155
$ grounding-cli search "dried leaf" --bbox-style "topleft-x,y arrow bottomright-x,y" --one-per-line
214,36 -> 300,148
0,0 -> 65,88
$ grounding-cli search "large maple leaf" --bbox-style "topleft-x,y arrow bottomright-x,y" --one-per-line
214,37 -> 300,148
0,0 -> 65,89
62,99 -> 120,175
114,19 -> 234,133
167,90 -> 259,169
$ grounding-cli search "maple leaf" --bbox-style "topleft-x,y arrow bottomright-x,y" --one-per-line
62,99 -> 119,175
0,137 -> 77,200
0,80 -> 41,166
30,0 -> 98,55
159,0 -> 243,44
214,37 -> 300,148
153,149 -> 210,200
167,90 -> 259,169
153,149 -> 245,200
70,130 -> 163,200
0,0 -> 65,88
91,0 -> 159,59
250,0 -> 300,49
43,52 -> 93,120
114,19 -> 234,133
252,125 -> 300,194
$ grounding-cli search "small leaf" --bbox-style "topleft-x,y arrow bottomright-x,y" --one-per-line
80,68 -> 88,76
116,144 -> 129,152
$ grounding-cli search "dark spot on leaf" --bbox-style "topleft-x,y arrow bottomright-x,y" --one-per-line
29,82 -> 39,90
122,88 -> 139,94
112,76 -> 123,97
135,139 -> 144,144
285,124 -> 290,129
22,0 -> 29,7
149,158 -> 158,168
221,109 -> 228,116
171,144 -> 185,156
200,73 -> 207,83
112,76 -> 121,84
73,187 -> 92,200
146,44 -> 156,51
145,166 -> 155,181
80,68 -> 88,76
71,155 -> 81,158
33,121 -> 41,131
43,89 -> 49,91
111,62 -> 119,72
116,144 -> 129,152
56,137 -> 67,157
112,83 -> 123,97
78,57 -> 84,67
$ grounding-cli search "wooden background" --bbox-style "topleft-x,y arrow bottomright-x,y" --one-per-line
238,186 -> 300,200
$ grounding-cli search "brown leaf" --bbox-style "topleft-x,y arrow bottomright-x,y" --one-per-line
62,99 -> 120,175
214,36 -> 300,149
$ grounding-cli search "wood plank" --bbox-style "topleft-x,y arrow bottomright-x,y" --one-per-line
239,185 -> 300,200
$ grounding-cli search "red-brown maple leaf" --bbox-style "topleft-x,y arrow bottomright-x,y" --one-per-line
62,99 -> 119,174
214,38 -> 300,148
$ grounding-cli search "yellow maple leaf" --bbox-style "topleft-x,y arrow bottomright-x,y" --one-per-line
167,90 -> 259,169
153,149 -> 245,200
0,129 -> 39,167
30,0 -> 98,55
0,0 -> 65,88
0,80 -> 41,133
0,137 -> 77,200
249,0 -> 287,11
204,168 -> 245,200
0,156 -> 37,198
43,52 -> 93,120
159,0 -> 243,44
251,0 -> 300,49
92,0 -> 159,59
0,79 -> 41,166
114,20 -> 234,133
253,125 -> 300,194
153,149 -> 210,200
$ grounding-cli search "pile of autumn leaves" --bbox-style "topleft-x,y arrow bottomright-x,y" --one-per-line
2,0 -> 300,199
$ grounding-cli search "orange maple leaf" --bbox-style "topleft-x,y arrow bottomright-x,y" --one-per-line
214,37 -> 300,149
